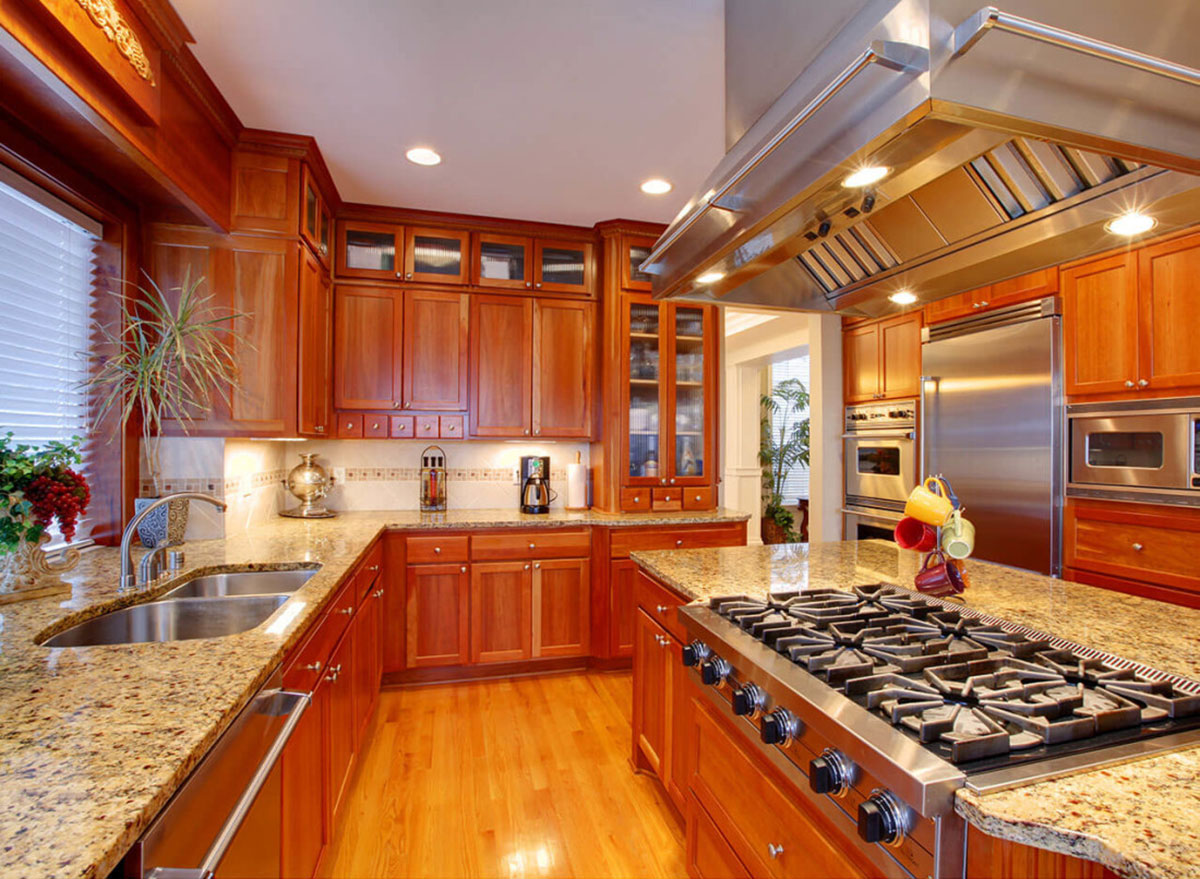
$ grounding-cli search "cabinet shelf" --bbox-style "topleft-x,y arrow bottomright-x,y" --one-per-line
675,430 -> 702,436
675,381 -> 703,388
629,378 -> 660,386
630,430 -> 659,436
675,334 -> 704,342
629,331 -> 660,339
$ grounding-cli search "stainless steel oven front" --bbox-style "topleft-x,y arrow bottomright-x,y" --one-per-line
843,401 -> 918,508
1068,398 -> 1200,504
842,504 -> 903,543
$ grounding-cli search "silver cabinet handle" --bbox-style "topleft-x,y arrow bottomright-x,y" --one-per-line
302,661 -> 322,671
656,604 -> 669,613
1132,542 -> 1144,551
460,565 -> 467,573
979,300 -> 989,307
406,272 -> 413,280
374,588 -> 385,598
633,496 -> 640,503
675,539 -> 683,547
325,669 -> 339,682
534,562 -> 541,569
535,282 -> 542,288
951,6 -> 1200,86
525,281 -> 532,288
528,542 -> 536,550
315,425 -> 325,433
767,843 -> 784,859
337,606 -> 353,615
1138,378 -> 1149,388
524,563 -> 531,570
393,401 -> 402,409
660,478 -> 666,485
369,564 -> 380,571
1125,380 -> 1135,388
669,478 -> 675,485
433,546 -> 441,554
523,429 -> 530,435
694,494 -> 702,502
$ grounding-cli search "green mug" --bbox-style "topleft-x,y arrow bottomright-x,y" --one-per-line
941,509 -> 976,560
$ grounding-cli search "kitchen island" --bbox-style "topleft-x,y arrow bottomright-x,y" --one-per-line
631,540 -> 1200,879
0,507 -> 746,879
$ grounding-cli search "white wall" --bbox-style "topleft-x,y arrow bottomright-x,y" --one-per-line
805,313 -> 844,543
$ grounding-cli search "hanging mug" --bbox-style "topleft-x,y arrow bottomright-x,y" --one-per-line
904,476 -> 954,527
914,549 -> 966,597
941,509 -> 976,560
894,516 -> 938,552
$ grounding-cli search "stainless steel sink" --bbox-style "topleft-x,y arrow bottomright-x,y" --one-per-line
159,568 -> 316,600
41,595 -> 290,647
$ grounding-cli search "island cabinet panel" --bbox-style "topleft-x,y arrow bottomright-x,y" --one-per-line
469,561 -> 533,664
402,289 -> 468,411
1137,232 -> 1200,391
327,628 -> 357,818
965,825 -> 1114,878
686,794 -> 752,879
281,674 -> 329,879
534,558 -> 590,658
532,299 -> 594,438
470,294 -> 533,436
406,563 -> 470,668
297,247 -> 332,437
334,285 -> 404,410
1062,252 -> 1140,397
633,609 -> 671,777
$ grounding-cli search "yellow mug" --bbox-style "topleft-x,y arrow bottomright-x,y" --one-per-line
941,509 -> 976,559
904,476 -> 954,527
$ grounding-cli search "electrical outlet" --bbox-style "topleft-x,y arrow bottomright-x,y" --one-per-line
512,465 -> 521,485
333,466 -> 346,484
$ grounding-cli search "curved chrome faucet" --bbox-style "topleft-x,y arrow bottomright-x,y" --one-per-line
120,492 -> 227,591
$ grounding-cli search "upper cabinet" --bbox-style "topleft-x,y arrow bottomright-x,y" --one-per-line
923,268 -> 1058,326
843,311 -> 921,403
1137,234 -> 1200,391
534,239 -> 593,295
622,235 -> 657,291
404,227 -> 470,285
300,165 -> 332,267
474,233 -> 532,290
338,221 -> 404,281
298,248 -> 332,436
402,290 -> 468,411
532,299 -> 594,438
333,285 -> 404,411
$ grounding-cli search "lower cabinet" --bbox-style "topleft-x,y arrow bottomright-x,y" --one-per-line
633,609 -> 672,777
535,557 -> 590,657
686,793 -> 751,879
470,561 -> 533,663
609,559 -> 640,657
326,617 -> 357,819
280,675 -> 329,879
406,563 -> 470,667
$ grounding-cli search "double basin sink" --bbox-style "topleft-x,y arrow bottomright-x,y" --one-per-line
41,568 -> 318,648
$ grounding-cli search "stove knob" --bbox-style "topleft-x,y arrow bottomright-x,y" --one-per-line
681,640 -> 711,668
809,748 -> 856,797
759,708 -> 802,747
857,790 -> 910,847
731,682 -> 767,718
699,656 -> 732,687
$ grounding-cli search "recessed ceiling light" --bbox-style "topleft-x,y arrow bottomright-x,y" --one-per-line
641,178 -> 673,195
406,147 -> 442,166
842,166 -> 889,188
1104,211 -> 1156,237
889,290 -> 918,305
696,271 -> 725,284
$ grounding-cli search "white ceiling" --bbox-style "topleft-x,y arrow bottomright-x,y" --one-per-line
173,0 -> 726,227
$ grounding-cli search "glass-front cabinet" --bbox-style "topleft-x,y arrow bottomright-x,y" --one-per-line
404,227 -> 470,285
337,221 -> 404,280
474,233 -> 532,289
535,239 -> 592,294
622,296 -> 714,502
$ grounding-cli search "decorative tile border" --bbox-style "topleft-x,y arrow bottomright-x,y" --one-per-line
339,467 -> 568,483
140,466 -> 572,496
139,469 -> 288,500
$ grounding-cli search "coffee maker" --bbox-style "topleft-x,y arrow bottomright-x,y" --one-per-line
519,456 -> 552,514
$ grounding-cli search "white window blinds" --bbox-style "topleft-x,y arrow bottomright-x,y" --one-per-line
0,168 -> 100,542
769,354 -> 811,502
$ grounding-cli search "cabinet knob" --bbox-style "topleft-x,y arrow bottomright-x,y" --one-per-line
535,282 -> 542,288
525,281 -> 532,288
656,604 -> 669,613
534,429 -> 541,435
337,606 -> 353,615
675,539 -> 683,547
369,564 -> 380,571
979,300 -> 989,307
406,272 -> 413,280
1125,380 -> 1135,388
393,401 -> 401,409
534,562 -> 541,569
694,494 -> 702,502
524,429 -> 530,435
375,588 -> 385,598
433,546 -> 441,554
1132,542 -> 1144,551
633,496 -> 640,503
529,543 -> 536,550
971,302 -> 980,309
1137,378 -> 1149,388
448,424 -> 457,432
524,563 -> 531,570
767,843 -> 784,859
660,478 -> 666,485
371,422 -> 380,430
669,478 -> 675,485
302,661 -> 322,672
315,425 -> 325,433
396,271 -> 404,278
664,495 -> 672,502
460,566 -> 467,573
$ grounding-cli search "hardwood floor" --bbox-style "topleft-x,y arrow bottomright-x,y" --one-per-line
320,671 -> 687,879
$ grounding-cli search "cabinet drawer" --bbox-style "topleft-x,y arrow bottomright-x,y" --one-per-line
610,523 -> 745,559
283,579 -> 356,692
439,415 -> 464,439
363,415 -> 388,438
390,415 -> 414,438
635,570 -> 688,643
471,529 -> 591,561
356,540 -> 384,600
336,413 -> 363,438
687,794 -> 751,879
1067,506 -> 1200,593
620,488 -> 651,511
407,534 -> 470,564
415,416 -> 440,438
652,488 -> 683,511
682,487 -> 714,510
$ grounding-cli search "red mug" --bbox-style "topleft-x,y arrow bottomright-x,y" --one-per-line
914,550 -> 966,597
894,516 -> 938,552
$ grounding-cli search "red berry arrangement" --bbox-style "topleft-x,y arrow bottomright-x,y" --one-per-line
23,469 -> 90,542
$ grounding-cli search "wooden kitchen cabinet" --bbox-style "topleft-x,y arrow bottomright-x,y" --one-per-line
534,557 -> 590,657
404,226 -> 470,285
326,628 -> 357,819
333,285 -> 404,410
532,298 -> 593,437
300,164 -> 332,267
965,825 -> 1114,878
298,247 -> 332,436
1062,251 -> 1139,397
337,220 -> 404,281
352,577 -> 382,746
608,558 -> 640,658
281,673 -> 330,879
843,311 -> 921,402
686,794 -> 752,879
534,238 -> 592,295
843,321 -> 881,403
633,608 -> 672,777
474,232 -> 532,290
469,561 -> 533,664
621,234 -> 657,291
470,294 -> 533,436
923,268 -> 1058,325
402,289 -> 468,410
405,563 -> 470,668
1137,232 -> 1200,391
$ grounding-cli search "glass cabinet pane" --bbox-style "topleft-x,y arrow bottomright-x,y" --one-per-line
628,243 -> 653,285
628,303 -> 661,479
411,234 -> 463,276
345,229 -> 396,272
480,240 -> 526,281
540,245 -> 586,287
673,307 -> 706,479
318,205 -> 331,255
305,184 -> 318,237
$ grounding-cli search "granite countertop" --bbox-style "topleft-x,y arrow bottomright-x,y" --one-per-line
0,507 -> 746,879
631,540 -> 1200,879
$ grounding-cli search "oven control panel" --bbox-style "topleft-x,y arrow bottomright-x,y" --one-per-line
845,401 -> 916,431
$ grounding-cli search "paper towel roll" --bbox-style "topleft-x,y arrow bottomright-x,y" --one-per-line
566,456 -> 588,510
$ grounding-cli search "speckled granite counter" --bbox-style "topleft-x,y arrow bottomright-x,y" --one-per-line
0,507 -> 746,879
631,540 -> 1200,879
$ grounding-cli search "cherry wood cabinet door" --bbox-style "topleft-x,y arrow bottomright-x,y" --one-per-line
474,232 -> 532,290
533,558 -> 589,657
923,288 -> 980,325
532,299 -> 593,438
470,561 -> 533,664
1138,232 -> 1200,392
405,564 -> 469,668
622,235 -> 657,292
470,294 -> 532,436
987,266 -> 1058,310
297,247 -> 332,437
686,795 -> 752,879
352,585 -> 380,746
333,285 -> 403,410
966,825 -> 1112,878
1062,252 -> 1139,396
609,558 -> 639,657
880,311 -> 922,400
402,290 -> 468,410
280,674 -> 329,879
533,238 -> 593,295
404,227 -> 470,285
337,220 -> 404,281
633,609 -> 670,777
327,630 -> 356,820
843,322 -> 880,402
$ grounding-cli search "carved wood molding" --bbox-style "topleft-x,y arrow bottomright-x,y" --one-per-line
74,0 -> 155,85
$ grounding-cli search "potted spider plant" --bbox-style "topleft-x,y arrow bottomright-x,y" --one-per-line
85,271 -> 244,547
759,378 -> 810,544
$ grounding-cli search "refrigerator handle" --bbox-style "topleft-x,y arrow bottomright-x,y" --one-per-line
918,375 -> 934,482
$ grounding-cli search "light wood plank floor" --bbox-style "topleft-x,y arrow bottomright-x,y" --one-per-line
320,671 -> 687,879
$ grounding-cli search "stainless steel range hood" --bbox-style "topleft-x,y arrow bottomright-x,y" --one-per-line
644,0 -> 1200,315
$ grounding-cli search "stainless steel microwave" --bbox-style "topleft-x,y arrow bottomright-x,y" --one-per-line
1067,398 -> 1200,503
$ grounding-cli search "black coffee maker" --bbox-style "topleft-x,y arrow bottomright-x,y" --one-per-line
519,456 -> 552,514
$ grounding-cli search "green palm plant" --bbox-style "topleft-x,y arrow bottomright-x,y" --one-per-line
759,378 -> 810,543
85,271 -> 245,496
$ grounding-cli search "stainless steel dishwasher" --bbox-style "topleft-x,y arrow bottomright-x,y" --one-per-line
119,666 -> 308,879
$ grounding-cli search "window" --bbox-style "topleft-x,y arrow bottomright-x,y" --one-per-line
769,354 -> 810,502
0,167 -> 101,543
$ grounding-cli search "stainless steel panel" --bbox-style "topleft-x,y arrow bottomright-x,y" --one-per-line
1068,412 -> 1192,489
845,431 -> 918,506
921,310 -> 1061,574
844,504 -> 904,542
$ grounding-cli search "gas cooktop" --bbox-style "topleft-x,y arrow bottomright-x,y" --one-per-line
707,585 -> 1200,774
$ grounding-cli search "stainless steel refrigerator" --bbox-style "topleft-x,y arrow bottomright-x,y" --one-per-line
920,297 -> 1063,576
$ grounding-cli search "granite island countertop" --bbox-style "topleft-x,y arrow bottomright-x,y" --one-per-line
0,507 -> 747,879
631,540 -> 1200,879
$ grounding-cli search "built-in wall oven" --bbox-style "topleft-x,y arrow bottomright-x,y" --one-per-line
1068,397 -> 1200,506
842,401 -> 918,541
